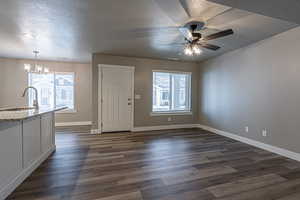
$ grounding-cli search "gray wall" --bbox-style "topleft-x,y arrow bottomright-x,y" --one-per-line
199,27 -> 300,153
92,54 -> 200,129
0,58 -> 92,123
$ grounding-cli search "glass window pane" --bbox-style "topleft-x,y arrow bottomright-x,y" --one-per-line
172,74 -> 189,111
28,73 -> 54,108
55,73 -> 74,110
153,71 -> 191,113
153,72 -> 170,112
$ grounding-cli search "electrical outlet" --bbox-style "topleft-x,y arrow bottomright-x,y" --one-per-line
167,117 -> 172,122
245,126 -> 249,133
262,129 -> 267,137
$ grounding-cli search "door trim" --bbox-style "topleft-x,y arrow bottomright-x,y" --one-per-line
98,64 -> 135,133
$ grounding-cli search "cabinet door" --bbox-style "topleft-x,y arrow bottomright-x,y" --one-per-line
41,113 -> 54,153
23,116 -> 41,168
0,121 -> 22,190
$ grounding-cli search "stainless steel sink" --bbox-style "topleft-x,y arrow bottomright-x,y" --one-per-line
0,107 -> 35,112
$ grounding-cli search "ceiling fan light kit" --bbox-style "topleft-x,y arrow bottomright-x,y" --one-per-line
178,21 -> 234,56
184,44 -> 202,56
184,45 -> 193,56
192,44 -> 202,54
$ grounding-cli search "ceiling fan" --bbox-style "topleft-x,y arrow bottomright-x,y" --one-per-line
149,0 -> 239,56
178,21 -> 234,55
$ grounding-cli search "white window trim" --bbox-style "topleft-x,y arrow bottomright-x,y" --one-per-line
28,71 -> 76,113
150,111 -> 193,116
55,72 -> 76,114
151,70 -> 192,115
57,109 -> 77,114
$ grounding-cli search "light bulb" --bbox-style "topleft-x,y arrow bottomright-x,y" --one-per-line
24,64 -> 31,72
184,46 -> 193,56
187,31 -> 193,39
192,45 -> 202,55
36,65 -> 43,73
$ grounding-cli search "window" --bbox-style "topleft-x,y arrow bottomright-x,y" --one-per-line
28,72 -> 75,111
55,73 -> 75,110
152,71 -> 191,113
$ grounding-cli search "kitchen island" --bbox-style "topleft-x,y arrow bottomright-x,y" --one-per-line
0,107 -> 66,200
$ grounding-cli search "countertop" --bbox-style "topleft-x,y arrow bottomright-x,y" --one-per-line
0,107 -> 67,121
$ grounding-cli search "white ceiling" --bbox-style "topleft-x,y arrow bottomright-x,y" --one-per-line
0,0 -> 297,62
208,0 -> 300,25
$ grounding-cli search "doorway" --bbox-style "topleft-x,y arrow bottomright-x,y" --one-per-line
98,64 -> 134,133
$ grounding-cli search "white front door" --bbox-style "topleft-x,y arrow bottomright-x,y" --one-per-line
101,65 -> 134,132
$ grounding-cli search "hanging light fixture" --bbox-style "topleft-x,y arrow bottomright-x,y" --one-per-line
24,51 -> 49,73
184,43 -> 203,56
184,45 -> 193,56
192,44 -> 202,55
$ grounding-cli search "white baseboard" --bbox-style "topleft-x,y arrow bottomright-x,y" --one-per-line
90,124 -> 199,134
132,124 -> 199,132
90,124 -> 198,134
90,129 -> 101,134
55,121 -> 92,127
0,146 -> 55,200
197,124 -> 300,162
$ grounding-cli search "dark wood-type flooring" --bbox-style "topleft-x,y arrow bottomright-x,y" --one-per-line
7,128 -> 300,200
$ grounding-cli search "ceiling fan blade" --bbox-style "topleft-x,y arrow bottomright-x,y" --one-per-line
203,29 -> 234,40
199,43 -> 221,51
179,27 -> 193,42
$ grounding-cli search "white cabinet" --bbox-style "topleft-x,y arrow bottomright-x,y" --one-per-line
0,121 -> 22,193
41,113 -> 54,153
0,109 -> 58,200
23,116 -> 41,169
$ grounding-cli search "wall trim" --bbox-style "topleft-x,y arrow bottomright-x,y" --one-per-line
0,146 -> 55,200
55,121 -> 92,127
197,124 -> 300,162
132,124 -> 199,132
90,129 -> 102,134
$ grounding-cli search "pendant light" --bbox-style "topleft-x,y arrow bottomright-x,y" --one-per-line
24,51 -> 49,73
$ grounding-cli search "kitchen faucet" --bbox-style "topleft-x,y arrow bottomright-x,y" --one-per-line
22,86 -> 39,109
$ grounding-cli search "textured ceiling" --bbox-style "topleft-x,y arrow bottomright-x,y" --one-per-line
0,0 -> 297,62
208,0 -> 300,25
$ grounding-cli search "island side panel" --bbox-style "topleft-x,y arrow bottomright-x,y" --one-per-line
23,116 -> 41,169
41,112 -> 55,153
0,121 -> 22,199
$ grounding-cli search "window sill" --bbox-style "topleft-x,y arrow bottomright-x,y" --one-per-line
56,109 -> 77,114
150,111 -> 192,116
